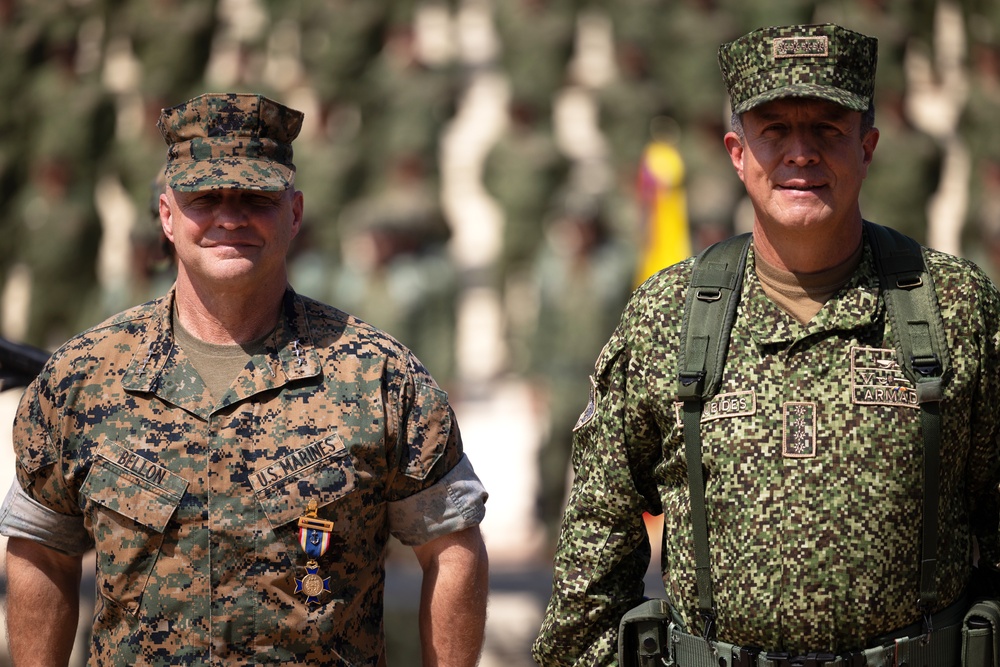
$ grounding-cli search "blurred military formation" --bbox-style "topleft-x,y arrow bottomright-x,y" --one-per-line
2,0 -> 1000,547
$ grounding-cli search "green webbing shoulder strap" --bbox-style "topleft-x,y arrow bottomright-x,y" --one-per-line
677,232 -> 753,401
675,223 -> 949,638
866,221 -> 950,623
676,232 -> 752,639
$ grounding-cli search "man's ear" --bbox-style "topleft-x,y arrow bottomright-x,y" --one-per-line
290,189 -> 304,240
159,192 -> 175,243
724,132 -> 746,183
860,126 -> 879,178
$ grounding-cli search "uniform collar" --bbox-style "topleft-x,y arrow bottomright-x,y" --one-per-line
744,239 -> 883,347
122,288 -> 322,410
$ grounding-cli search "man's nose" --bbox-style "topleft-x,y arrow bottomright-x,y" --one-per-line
785,130 -> 821,165
214,196 -> 249,226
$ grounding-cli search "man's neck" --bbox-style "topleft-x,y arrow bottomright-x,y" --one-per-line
172,277 -> 286,345
751,217 -> 864,273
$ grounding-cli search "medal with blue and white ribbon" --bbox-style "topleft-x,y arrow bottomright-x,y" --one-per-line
295,499 -> 334,604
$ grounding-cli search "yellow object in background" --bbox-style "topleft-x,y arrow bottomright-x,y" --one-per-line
635,139 -> 692,286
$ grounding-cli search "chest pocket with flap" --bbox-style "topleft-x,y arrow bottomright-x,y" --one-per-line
248,433 -> 357,531
80,439 -> 189,618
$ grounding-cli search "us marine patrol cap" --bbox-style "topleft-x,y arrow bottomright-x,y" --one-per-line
157,93 -> 304,192
718,24 -> 877,114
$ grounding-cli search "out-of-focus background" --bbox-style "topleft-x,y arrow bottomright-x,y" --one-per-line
0,0 -> 999,664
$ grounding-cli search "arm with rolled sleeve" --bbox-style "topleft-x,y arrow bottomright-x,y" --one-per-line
532,289 -> 665,667
413,524 -> 489,667
2,477 -> 86,667
386,365 -> 490,665
0,375 -> 93,666
6,534 -> 83,667
389,455 -> 489,666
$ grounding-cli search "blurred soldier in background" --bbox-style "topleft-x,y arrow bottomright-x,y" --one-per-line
333,184 -> 460,392
134,168 -> 176,300
484,97 -> 571,373
595,39 -> 671,186
493,0 -> 578,121
357,16 -> 457,196
12,17 -> 113,348
528,192 -> 634,549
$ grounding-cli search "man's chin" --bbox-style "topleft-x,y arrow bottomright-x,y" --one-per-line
204,258 -> 263,284
771,199 -> 835,227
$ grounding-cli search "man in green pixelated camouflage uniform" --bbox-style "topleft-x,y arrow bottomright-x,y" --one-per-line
0,93 -> 489,666
533,24 -> 1000,665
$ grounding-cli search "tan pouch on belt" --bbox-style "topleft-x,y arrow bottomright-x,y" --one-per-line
964,600 -> 1000,667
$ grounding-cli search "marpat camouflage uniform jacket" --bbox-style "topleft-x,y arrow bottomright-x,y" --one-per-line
1,289 -> 487,665
533,232 -> 1000,664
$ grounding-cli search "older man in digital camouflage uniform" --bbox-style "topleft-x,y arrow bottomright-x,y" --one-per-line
0,93 -> 489,666
533,24 -> 1000,666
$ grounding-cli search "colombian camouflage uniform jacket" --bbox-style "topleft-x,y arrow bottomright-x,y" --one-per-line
533,230 -> 1000,665
2,288 -> 486,665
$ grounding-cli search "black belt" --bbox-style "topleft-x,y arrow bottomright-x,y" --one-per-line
672,622 -> 963,667
671,593 -> 971,667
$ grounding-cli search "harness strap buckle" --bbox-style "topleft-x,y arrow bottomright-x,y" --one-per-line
767,652 -> 837,667
766,651 -> 790,667
696,288 -> 722,302
920,606 -> 934,645
736,646 -> 762,667
701,609 -> 717,642
911,354 -> 942,377
679,371 -> 706,388
842,651 -> 866,667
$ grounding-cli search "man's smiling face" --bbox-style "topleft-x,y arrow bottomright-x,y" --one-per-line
726,97 -> 879,239
160,186 -> 303,292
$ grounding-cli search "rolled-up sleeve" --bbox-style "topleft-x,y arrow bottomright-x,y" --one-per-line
0,480 -> 92,556
388,454 -> 487,546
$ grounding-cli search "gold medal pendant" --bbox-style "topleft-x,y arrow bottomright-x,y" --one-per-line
295,559 -> 331,604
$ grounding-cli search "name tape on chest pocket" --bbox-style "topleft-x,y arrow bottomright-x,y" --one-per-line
95,440 -> 187,497
248,435 -> 346,493
673,390 -> 757,427
86,440 -> 189,532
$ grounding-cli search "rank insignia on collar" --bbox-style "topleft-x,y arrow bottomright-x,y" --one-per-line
295,560 -> 330,604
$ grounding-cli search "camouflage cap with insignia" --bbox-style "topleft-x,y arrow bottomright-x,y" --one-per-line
157,93 -> 304,192
718,24 -> 877,115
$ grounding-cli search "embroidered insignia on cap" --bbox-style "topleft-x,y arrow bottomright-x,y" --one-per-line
774,36 -> 829,58
782,402 -> 817,458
